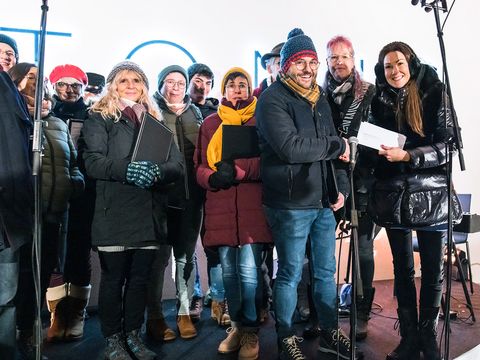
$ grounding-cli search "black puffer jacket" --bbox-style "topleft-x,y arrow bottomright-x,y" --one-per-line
256,80 -> 348,210
80,111 -> 184,247
369,65 -> 454,227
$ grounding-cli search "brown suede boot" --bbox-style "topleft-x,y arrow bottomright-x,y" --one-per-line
46,284 -> 68,342
146,318 -> 177,342
211,300 -> 231,326
64,284 -> 91,341
177,315 -> 197,339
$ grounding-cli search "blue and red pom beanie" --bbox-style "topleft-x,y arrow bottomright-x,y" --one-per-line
280,28 -> 317,73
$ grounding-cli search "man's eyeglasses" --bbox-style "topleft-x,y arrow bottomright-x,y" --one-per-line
292,59 -> 319,71
165,79 -> 186,89
56,82 -> 82,90
327,54 -> 353,64
0,50 -> 16,58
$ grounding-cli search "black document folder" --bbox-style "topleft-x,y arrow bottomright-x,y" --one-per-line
132,112 -> 173,164
221,124 -> 260,161
67,118 -> 84,149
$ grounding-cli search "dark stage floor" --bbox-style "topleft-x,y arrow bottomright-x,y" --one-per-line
40,279 -> 480,360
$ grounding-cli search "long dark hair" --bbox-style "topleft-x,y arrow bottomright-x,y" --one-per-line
376,42 -> 424,137
7,62 -> 36,87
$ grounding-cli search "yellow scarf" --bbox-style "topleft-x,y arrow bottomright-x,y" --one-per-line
278,71 -> 321,107
206,97 -> 257,170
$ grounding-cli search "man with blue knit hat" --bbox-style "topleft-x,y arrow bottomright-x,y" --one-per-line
257,28 -> 361,360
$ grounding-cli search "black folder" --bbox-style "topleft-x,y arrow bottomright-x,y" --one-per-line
67,118 -> 84,149
132,112 -> 173,164
221,124 -> 260,161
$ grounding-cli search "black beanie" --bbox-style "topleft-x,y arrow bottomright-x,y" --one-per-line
280,28 -> 317,72
187,63 -> 214,88
0,33 -> 19,62
157,65 -> 188,91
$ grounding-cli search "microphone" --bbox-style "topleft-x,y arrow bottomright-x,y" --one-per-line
348,136 -> 359,167
411,0 -> 420,5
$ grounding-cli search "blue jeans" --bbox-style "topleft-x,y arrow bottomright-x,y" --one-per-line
264,207 -> 337,339
219,244 -> 263,328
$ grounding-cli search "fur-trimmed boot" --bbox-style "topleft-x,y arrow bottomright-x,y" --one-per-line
356,287 -> 375,340
419,307 -> 442,360
46,283 -> 68,342
65,283 -> 91,341
386,307 -> 420,360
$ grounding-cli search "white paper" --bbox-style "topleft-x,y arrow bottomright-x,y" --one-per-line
357,122 -> 407,150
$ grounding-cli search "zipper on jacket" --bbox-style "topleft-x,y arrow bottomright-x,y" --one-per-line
288,166 -> 293,200
45,132 -> 56,214
177,116 -> 190,200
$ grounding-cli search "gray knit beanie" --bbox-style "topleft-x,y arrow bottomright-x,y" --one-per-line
0,33 -> 19,62
106,60 -> 149,89
157,65 -> 188,91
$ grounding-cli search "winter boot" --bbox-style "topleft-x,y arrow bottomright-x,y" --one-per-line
146,318 -> 177,342
386,307 -> 420,360
419,307 -> 442,360
211,300 -> 231,326
65,284 -> 91,340
125,329 -> 157,360
218,327 -> 242,354
46,283 -> 68,342
104,333 -> 132,360
177,314 -> 197,339
239,330 -> 259,360
356,287 -> 376,340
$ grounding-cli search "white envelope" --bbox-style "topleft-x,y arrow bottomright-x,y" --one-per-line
357,122 -> 407,150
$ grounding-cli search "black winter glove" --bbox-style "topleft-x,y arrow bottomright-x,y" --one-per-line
208,161 -> 236,190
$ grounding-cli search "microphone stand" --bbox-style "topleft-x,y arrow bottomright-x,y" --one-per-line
32,1 -> 49,359
415,2 -> 466,360
347,157 -> 363,360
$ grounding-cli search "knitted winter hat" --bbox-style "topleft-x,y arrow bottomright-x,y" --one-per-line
187,63 -> 214,88
0,33 -> 19,62
157,65 -> 188,91
280,28 -> 317,72
261,42 -> 284,70
49,64 -> 88,85
220,67 -> 252,96
106,60 -> 149,89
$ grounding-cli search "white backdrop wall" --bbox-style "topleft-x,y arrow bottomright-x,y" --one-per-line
2,0 -> 479,296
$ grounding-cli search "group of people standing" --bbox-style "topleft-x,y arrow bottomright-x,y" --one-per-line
0,24 -> 456,360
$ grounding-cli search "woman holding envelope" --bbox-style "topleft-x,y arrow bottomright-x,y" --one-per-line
195,67 -> 272,360
81,61 -> 183,360
369,42 -> 460,360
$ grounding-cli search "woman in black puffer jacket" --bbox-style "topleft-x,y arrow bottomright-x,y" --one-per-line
369,42 -> 455,360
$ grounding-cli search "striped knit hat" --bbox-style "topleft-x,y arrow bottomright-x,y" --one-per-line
280,28 -> 317,73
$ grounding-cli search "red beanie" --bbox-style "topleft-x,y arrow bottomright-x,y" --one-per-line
49,64 -> 88,85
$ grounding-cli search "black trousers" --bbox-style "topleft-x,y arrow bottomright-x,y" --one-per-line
386,228 -> 445,309
98,249 -> 155,337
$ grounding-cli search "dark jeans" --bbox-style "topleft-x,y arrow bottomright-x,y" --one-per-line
357,213 -> 377,292
0,247 -> 19,360
64,193 -> 94,286
386,228 -> 445,309
16,221 -> 59,331
98,249 -> 155,337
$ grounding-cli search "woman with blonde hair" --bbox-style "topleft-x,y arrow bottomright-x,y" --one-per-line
81,61 -> 183,360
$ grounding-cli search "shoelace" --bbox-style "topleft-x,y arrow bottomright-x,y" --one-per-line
190,298 -> 202,312
221,301 -> 229,314
283,336 -> 306,360
331,329 -> 351,350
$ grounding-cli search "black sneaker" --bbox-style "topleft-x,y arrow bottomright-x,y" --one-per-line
318,328 -> 363,360
279,335 -> 307,360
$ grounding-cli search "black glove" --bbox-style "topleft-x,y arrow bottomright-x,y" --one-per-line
208,161 -> 236,189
